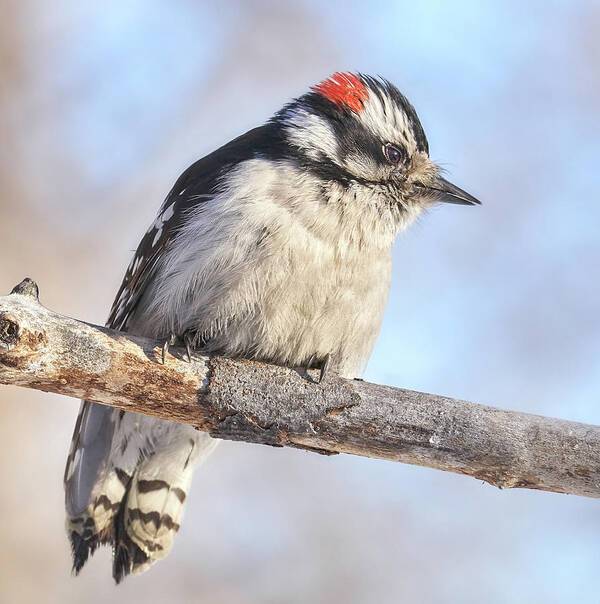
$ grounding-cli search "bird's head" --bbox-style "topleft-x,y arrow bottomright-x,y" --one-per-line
273,72 -> 480,230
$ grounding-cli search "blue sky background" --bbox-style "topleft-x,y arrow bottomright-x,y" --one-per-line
1,1 -> 599,602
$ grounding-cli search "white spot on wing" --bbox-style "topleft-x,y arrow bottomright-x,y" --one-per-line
162,203 -> 175,222
114,288 -> 131,322
146,202 -> 176,239
132,255 -> 143,274
116,288 -> 128,306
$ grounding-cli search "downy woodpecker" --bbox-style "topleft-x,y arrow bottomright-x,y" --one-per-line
64,72 -> 481,582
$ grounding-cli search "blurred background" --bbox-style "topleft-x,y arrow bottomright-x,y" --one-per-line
1,1 -> 599,602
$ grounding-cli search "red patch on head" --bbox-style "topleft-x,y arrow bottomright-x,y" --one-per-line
312,72 -> 368,113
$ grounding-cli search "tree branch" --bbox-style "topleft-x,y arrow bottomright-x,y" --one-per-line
1,278 -> 599,498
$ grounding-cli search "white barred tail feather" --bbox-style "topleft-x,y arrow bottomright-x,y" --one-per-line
65,401 -> 217,581
119,431 -> 218,577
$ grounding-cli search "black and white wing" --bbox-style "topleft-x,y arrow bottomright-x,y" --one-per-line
105,125 -> 270,331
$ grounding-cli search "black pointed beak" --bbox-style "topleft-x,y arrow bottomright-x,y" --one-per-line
422,176 -> 482,206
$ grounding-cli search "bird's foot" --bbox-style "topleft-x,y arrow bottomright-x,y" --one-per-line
306,353 -> 332,384
160,331 -> 197,364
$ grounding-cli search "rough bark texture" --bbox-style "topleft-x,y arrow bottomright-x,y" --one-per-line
1,279 -> 599,498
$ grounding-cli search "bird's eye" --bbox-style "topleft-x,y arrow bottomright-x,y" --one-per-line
383,144 -> 404,165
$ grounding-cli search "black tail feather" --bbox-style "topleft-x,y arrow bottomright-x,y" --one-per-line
112,496 -> 149,583
112,542 -> 131,585
70,531 -> 98,575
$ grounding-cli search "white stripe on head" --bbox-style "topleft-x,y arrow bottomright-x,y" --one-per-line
356,87 -> 420,155
280,106 -> 339,162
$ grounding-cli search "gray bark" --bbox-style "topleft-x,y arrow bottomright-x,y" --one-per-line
1,278 -> 599,498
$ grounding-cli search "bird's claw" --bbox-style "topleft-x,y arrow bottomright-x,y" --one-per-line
183,332 -> 193,363
161,334 -> 177,364
319,353 -> 331,383
306,353 -> 331,383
